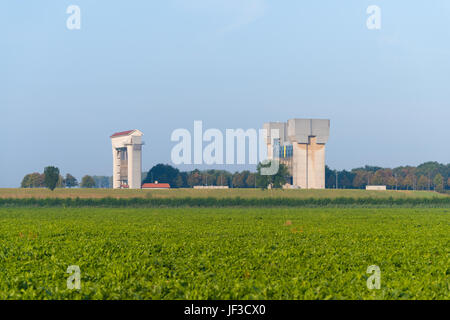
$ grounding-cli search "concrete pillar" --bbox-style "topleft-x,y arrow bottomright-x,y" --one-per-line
306,137 -> 326,189
127,143 -> 142,189
292,142 -> 307,188
112,148 -> 120,189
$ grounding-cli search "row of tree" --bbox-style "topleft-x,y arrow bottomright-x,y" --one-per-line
21,167 -> 96,190
143,164 -> 259,188
325,162 -> 450,192
21,161 -> 450,192
142,163 -> 291,189
144,161 -> 450,191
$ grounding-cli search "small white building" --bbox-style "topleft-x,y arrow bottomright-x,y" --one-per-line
193,186 -> 229,189
110,130 -> 144,189
366,185 -> 387,191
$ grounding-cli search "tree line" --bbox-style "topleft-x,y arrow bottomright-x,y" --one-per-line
21,166 -> 97,190
143,163 -> 291,189
325,161 -> 450,192
21,161 -> 450,192
144,161 -> 450,192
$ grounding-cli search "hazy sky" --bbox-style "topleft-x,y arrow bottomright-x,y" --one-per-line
1,1 -> 449,187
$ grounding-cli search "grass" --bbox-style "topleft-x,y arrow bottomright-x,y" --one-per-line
0,207 -> 448,299
1,196 -> 449,208
0,188 -> 447,200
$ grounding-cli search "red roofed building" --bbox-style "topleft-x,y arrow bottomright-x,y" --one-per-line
110,130 -> 136,138
142,182 -> 171,189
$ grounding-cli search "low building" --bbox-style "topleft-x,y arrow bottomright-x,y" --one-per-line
142,182 -> 171,189
366,185 -> 387,191
282,184 -> 299,189
193,186 -> 229,189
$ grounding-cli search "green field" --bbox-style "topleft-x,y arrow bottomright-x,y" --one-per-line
0,207 -> 448,299
0,188 -> 447,199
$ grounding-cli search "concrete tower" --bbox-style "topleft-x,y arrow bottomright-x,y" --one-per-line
110,130 -> 144,189
263,122 -> 287,160
264,119 -> 330,189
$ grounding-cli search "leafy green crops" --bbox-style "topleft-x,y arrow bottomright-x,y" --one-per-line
0,196 -> 449,208
0,207 -> 448,299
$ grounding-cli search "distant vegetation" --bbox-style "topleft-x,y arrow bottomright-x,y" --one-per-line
1,196 -> 449,208
80,175 -> 96,188
2,188 -> 448,201
19,161 -> 450,192
325,162 -> 450,192
142,161 -> 450,191
21,167 -> 64,191
43,166 -> 60,191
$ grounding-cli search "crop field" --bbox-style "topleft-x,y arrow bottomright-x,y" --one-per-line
0,188 -> 446,200
0,207 -> 448,300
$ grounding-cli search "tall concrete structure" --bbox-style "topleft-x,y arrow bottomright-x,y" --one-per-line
264,119 -> 330,189
110,130 -> 144,189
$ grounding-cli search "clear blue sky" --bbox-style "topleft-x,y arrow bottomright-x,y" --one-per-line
1,1 -> 449,187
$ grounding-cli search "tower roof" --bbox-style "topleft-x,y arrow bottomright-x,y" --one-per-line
110,130 -> 142,138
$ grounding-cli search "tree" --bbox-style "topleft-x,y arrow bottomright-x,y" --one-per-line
352,170 -> 367,189
143,164 -> 180,187
402,174 -> 415,190
65,174 -> 78,188
173,174 -> 184,188
80,175 -> 96,188
433,174 -> 444,192
372,169 -> 391,186
44,166 -> 60,191
245,173 -> 256,188
215,172 -> 230,186
417,175 -> 428,190
92,176 -> 110,188
21,172 -> 45,188
325,166 -> 336,188
20,174 -> 33,188
256,161 -> 289,189
416,161 -> 443,181
187,170 -> 202,187
272,164 -> 290,188
57,175 -> 65,188
232,171 -> 249,188
338,170 -> 356,189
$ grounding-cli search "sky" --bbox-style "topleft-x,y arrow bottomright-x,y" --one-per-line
1,0 -> 450,187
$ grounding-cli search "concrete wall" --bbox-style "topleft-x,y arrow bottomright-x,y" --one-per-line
111,130 -> 143,189
263,122 -> 287,146
366,185 -> 387,191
